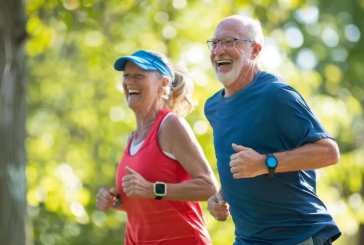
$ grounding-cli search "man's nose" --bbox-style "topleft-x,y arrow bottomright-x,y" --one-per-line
214,40 -> 225,56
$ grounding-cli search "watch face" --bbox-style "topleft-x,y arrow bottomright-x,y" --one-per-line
155,183 -> 166,195
267,157 -> 277,168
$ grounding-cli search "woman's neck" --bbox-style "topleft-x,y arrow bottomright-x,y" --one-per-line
132,105 -> 163,145
134,103 -> 164,131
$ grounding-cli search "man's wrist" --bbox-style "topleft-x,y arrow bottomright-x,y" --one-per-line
260,154 -> 269,174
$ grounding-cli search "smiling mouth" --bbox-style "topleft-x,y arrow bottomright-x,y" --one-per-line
128,89 -> 141,95
216,60 -> 233,67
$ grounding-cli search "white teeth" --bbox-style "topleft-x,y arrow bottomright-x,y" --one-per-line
128,89 -> 141,93
216,60 -> 232,64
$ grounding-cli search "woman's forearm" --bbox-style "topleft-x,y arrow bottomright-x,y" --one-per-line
156,176 -> 219,202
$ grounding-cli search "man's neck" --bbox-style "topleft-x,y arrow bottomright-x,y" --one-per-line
223,65 -> 261,97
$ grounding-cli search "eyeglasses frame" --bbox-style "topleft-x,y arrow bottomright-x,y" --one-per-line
206,36 -> 257,51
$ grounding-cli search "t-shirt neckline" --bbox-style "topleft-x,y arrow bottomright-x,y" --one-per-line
219,70 -> 265,101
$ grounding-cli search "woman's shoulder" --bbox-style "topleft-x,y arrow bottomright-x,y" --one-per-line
161,113 -> 191,132
159,113 -> 196,142
158,113 -> 197,154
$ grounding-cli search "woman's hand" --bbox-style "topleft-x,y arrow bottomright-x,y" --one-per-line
207,190 -> 229,221
122,166 -> 154,198
96,188 -> 119,211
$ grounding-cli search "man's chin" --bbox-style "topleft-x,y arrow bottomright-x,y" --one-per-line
216,73 -> 235,86
217,77 -> 235,86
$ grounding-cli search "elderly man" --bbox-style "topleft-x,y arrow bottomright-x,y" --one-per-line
205,15 -> 341,245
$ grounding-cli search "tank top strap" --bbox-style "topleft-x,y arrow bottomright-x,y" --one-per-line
144,107 -> 172,145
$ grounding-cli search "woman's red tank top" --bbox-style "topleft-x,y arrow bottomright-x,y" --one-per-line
116,108 -> 212,245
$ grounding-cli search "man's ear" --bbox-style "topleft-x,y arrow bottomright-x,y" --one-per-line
251,43 -> 262,60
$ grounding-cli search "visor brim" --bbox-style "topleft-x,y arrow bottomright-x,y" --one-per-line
114,56 -> 157,71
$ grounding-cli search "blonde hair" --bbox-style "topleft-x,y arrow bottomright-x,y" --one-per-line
148,51 -> 194,117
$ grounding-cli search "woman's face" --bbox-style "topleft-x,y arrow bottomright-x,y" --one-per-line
122,61 -> 164,113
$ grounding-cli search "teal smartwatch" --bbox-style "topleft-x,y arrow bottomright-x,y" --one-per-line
265,154 -> 278,178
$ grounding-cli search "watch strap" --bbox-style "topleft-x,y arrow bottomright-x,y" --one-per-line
267,165 -> 276,178
112,193 -> 122,207
266,154 -> 277,178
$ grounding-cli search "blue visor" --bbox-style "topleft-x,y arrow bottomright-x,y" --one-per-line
114,50 -> 173,84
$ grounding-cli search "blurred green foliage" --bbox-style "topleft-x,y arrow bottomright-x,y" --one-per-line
24,0 -> 364,244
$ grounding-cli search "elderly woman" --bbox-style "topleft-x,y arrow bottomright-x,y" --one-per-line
96,50 -> 219,245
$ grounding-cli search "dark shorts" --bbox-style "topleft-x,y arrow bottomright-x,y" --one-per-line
297,236 -> 332,245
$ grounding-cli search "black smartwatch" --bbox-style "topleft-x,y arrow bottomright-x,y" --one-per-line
153,182 -> 167,200
265,154 -> 278,178
112,193 -> 122,207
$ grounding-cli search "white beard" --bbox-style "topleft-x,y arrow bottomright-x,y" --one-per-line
214,56 -> 250,86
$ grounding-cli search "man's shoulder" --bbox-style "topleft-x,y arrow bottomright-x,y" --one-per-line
258,71 -> 304,97
258,71 -> 287,88
205,89 -> 223,106
254,71 -> 292,98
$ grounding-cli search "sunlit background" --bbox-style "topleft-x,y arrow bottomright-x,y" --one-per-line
23,0 -> 364,244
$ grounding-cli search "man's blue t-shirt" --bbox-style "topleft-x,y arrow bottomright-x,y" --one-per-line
204,71 -> 341,245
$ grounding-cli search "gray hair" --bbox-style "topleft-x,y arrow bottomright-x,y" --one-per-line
224,15 -> 264,48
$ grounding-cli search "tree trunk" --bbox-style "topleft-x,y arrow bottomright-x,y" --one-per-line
0,0 -> 28,244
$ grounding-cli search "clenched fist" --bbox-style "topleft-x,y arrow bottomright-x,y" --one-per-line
122,166 -> 154,198
207,191 -> 229,221
96,187 -> 119,211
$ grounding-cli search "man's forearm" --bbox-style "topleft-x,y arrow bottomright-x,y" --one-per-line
274,139 -> 340,172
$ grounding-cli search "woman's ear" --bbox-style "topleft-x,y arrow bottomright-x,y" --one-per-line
159,77 -> 169,92
162,77 -> 169,87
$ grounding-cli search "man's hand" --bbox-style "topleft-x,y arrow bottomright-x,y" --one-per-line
122,166 -> 154,198
96,188 -> 119,211
207,191 -> 229,221
229,143 -> 266,178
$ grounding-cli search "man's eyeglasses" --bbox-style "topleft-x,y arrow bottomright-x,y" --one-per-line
206,36 -> 256,51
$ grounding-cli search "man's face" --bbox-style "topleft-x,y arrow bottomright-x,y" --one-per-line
210,19 -> 253,86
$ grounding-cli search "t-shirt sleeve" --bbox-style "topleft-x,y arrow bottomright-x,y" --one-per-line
272,86 -> 334,150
